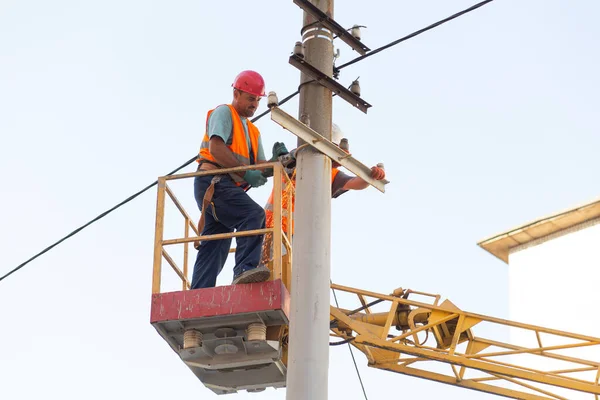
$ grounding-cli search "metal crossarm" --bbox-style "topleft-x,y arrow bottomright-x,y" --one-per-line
293,0 -> 370,55
288,54 -> 372,113
270,106 -> 388,193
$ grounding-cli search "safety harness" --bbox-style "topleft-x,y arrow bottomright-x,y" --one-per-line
193,160 -> 251,250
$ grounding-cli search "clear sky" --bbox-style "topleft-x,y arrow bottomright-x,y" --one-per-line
1,1 -> 600,399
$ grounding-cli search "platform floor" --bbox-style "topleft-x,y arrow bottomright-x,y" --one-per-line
151,279 -> 290,394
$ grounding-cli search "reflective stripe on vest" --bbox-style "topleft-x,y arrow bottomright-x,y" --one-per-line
198,104 -> 260,184
265,167 -> 340,234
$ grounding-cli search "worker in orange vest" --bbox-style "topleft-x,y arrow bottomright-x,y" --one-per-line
191,70 -> 288,289
261,123 -> 386,264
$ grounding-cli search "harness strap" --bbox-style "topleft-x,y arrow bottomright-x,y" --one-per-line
193,175 -> 221,249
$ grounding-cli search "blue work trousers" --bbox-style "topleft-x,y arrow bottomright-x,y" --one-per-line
191,174 -> 265,289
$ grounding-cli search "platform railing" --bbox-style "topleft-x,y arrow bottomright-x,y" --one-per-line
151,161 -> 294,294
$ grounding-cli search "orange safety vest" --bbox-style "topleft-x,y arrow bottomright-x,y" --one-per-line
198,104 -> 260,185
265,168 -> 339,235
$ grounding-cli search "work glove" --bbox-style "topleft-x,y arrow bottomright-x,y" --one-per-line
244,170 -> 268,188
370,166 -> 386,180
263,142 -> 289,177
270,142 -> 289,161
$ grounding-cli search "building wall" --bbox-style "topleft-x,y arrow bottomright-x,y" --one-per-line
508,218 -> 600,398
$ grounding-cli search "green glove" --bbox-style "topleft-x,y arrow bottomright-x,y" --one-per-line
270,142 -> 289,161
244,170 -> 268,188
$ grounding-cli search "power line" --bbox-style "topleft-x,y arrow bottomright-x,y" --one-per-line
0,156 -> 197,283
2,0 -> 497,284
329,337 -> 356,346
331,284 -> 370,400
335,0 -> 495,71
0,91 -> 301,283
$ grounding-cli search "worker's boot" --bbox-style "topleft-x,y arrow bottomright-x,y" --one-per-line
232,265 -> 271,285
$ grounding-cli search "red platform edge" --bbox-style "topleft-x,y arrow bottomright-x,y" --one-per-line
150,279 -> 290,323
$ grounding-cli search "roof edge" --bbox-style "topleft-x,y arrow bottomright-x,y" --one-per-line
478,196 -> 600,264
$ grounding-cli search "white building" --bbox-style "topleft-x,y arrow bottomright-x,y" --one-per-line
478,198 -> 600,398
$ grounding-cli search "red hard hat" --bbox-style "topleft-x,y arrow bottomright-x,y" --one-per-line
232,70 -> 266,97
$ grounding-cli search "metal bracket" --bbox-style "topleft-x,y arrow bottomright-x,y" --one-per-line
289,54 -> 372,114
270,106 -> 388,193
293,0 -> 370,55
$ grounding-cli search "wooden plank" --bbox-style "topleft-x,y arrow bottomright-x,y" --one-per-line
525,221 -> 561,239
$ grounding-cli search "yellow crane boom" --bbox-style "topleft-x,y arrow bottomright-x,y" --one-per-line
329,283 -> 600,399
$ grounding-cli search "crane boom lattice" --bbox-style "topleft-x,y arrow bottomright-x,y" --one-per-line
329,283 -> 600,399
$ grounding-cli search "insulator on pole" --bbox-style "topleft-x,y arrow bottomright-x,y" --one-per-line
350,25 -> 362,41
333,47 -> 341,63
339,138 -> 349,152
267,91 -> 279,109
350,79 -> 361,97
293,41 -> 305,58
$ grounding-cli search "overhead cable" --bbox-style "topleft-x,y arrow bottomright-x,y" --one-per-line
2,0 -> 496,284
331,284 -> 370,400
0,91 -> 301,283
0,157 -> 196,283
336,0 -> 495,71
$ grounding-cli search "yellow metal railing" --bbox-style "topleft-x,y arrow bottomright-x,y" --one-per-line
152,162 -> 294,294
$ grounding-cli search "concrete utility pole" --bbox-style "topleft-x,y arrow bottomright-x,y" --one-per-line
287,1 -> 334,399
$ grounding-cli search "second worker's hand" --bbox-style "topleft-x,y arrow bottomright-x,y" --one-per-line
244,170 -> 268,188
271,142 -> 289,160
370,166 -> 386,180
